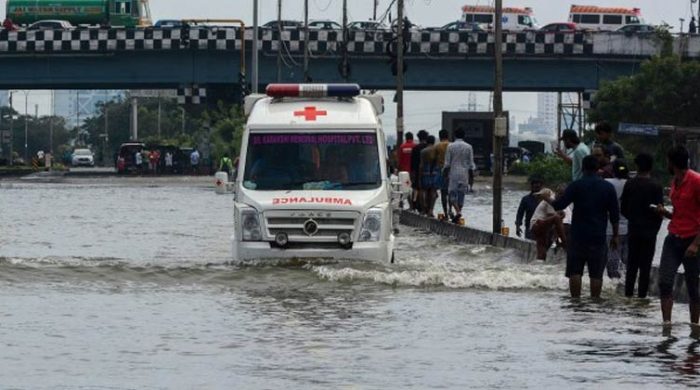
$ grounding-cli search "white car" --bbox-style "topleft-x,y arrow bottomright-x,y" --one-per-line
72,149 -> 95,167
27,20 -> 75,31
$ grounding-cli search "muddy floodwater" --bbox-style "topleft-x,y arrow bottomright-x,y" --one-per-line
0,177 -> 697,389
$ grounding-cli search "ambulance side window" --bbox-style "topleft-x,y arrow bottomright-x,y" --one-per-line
580,14 -> 600,24
572,14 -> 581,23
603,15 -> 623,25
464,14 -> 474,23
474,14 -> 493,24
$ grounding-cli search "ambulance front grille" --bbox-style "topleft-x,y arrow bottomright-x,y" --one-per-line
264,210 -> 359,242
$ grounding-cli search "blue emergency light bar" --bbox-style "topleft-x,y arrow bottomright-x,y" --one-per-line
266,84 -> 361,98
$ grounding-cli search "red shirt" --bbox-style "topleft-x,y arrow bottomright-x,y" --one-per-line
398,140 -> 415,173
669,170 -> 700,239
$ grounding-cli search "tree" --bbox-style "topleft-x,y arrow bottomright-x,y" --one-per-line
589,56 -> 700,127
588,56 -> 700,176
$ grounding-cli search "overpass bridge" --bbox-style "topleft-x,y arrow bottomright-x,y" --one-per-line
0,27 -> 698,102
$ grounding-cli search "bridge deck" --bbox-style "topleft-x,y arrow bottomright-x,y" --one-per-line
0,27 -> 698,59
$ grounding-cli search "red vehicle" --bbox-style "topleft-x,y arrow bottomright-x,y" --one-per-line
539,22 -> 578,33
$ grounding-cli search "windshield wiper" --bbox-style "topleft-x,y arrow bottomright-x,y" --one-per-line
341,181 -> 381,188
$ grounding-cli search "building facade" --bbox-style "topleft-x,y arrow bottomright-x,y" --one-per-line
53,90 -> 123,128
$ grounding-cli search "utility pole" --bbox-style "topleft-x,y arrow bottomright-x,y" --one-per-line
557,92 -> 562,141
49,90 -> 54,155
276,0 -> 282,82
341,0 -> 349,81
9,91 -> 13,166
252,0 -> 259,93
395,0 -> 404,149
24,91 -> 28,162
157,95 -> 162,138
373,0 -> 379,20
492,0 -> 505,235
303,0 -> 310,82
130,96 -> 138,140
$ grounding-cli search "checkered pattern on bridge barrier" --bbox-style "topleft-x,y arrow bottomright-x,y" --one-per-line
0,27 -> 678,58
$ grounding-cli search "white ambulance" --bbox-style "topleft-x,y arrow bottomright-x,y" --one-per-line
461,5 -> 539,31
233,84 -> 395,263
568,5 -> 643,31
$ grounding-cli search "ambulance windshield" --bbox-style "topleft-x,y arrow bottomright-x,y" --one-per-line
243,132 -> 382,191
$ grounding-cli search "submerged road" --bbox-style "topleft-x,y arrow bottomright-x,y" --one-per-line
0,176 -> 697,389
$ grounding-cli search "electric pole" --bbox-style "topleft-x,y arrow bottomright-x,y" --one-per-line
276,0 -> 282,82
252,0 -> 259,93
395,0 -> 404,149
492,0 -> 505,235
373,0 -> 379,20
303,0 -> 310,82
341,0 -> 349,81
130,96 -> 138,141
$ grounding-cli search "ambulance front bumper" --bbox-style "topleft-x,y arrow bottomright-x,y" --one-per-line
231,236 -> 393,263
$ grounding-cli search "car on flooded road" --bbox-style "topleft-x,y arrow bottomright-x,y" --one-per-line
71,148 -> 95,167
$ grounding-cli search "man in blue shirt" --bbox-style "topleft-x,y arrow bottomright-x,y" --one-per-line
552,155 -> 620,298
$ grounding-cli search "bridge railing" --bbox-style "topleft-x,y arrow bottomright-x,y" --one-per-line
0,27 -> 698,58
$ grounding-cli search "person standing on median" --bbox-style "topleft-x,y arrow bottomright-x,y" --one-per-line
620,153 -> 663,299
419,135 -> 438,217
655,146 -> 700,327
434,129 -> 451,220
552,155 -> 620,298
556,129 -> 590,181
443,127 -> 476,225
410,130 -> 430,213
604,159 -> 629,279
515,175 -> 544,240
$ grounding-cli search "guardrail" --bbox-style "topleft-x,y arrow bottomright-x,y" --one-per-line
0,27 -> 698,58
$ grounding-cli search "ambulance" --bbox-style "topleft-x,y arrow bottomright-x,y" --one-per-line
461,5 -> 539,31
568,5 -> 643,31
233,84 -> 396,263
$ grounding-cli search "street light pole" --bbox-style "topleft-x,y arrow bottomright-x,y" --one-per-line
276,0 -> 282,82
252,0 -> 259,93
492,0 -> 505,235
303,0 -> 310,82
9,91 -> 13,166
395,0 -> 404,149
23,90 -> 29,163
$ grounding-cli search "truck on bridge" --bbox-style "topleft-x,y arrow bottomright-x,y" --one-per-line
5,0 -> 152,27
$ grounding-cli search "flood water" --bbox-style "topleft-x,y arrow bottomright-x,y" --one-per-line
0,177 -> 697,389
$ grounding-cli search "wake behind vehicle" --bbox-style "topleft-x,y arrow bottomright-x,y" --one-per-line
233,84 -> 395,263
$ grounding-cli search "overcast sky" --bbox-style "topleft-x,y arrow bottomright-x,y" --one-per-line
2,0 -> 693,135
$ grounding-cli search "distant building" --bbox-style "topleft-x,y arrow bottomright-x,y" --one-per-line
537,92 -> 557,135
0,90 -> 8,107
53,90 -> 123,128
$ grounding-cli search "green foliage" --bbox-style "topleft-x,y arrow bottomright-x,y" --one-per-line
589,56 -> 700,127
1,106 -> 72,163
80,98 -> 245,164
513,155 -> 571,187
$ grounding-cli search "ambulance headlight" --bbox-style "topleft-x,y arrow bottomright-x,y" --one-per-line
358,209 -> 382,242
241,210 -> 262,241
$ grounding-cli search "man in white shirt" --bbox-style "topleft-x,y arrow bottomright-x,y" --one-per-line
530,188 -> 567,261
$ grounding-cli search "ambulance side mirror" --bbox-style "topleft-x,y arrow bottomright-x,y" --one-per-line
360,95 -> 384,115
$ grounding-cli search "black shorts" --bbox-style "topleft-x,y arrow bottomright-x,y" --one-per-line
566,240 -> 608,279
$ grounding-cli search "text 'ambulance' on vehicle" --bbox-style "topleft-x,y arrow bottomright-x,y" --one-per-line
568,5 -> 643,31
233,84 -> 396,263
461,5 -> 539,31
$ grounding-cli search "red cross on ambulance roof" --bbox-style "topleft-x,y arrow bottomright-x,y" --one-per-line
294,106 -> 328,121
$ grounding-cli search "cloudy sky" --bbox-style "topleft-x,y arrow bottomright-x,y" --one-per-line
2,0 -> 693,135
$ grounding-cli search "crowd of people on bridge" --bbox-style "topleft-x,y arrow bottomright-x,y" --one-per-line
513,122 -> 700,328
